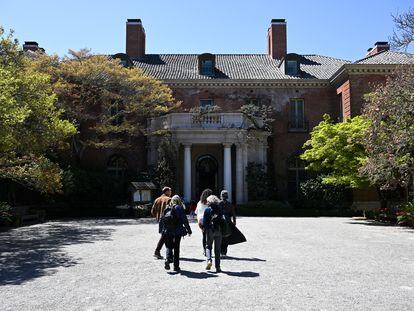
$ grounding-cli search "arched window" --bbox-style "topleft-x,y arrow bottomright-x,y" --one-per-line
107,155 -> 128,178
287,156 -> 307,198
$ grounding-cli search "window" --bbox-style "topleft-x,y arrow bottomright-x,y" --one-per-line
107,155 -> 128,178
110,100 -> 124,126
287,157 -> 307,199
200,99 -> 214,109
286,60 -> 298,75
201,60 -> 214,76
289,99 -> 305,130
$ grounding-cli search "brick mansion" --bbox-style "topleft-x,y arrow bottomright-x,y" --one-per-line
26,18 -> 414,204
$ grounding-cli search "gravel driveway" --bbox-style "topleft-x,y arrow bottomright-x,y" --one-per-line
1,217 -> 413,311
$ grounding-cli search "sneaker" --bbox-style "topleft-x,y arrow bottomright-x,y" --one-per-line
154,253 -> 163,260
164,260 -> 170,270
206,260 -> 212,270
174,267 -> 181,272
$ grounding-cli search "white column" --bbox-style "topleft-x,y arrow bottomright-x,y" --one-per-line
236,144 -> 244,204
243,144 -> 248,203
223,143 -> 232,202
183,143 -> 192,203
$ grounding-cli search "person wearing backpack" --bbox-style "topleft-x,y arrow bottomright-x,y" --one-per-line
161,195 -> 192,272
203,194 -> 224,273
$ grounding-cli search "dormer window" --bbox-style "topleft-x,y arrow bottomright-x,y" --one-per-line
201,60 -> 214,75
287,60 -> 298,75
198,53 -> 215,76
112,53 -> 133,68
280,53 -> 301,76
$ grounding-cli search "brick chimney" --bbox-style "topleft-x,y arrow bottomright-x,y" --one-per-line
267,19 -> 287,60
366,41 -> 389,57
126,19 -> 146,58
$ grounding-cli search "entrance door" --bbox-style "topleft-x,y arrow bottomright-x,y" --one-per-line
196,155 -> 218,199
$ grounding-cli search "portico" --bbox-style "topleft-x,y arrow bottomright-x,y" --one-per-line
148,112 -> 268,204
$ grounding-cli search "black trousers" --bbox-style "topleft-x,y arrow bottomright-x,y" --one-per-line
164,235 -> 182,268
155,234 -> 166,254
202,230 -> 207,254
221,237 -> 229,255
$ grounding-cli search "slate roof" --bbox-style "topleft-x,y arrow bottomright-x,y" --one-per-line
355,50 -> 414,65
132,54 -> 351,80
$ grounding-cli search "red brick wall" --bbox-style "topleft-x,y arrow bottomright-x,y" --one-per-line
170,85 -> 338,199
348,74 -> 387,116
337,80 -> 351,119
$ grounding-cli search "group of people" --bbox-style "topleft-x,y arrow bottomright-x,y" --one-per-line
151,186 -> 245,273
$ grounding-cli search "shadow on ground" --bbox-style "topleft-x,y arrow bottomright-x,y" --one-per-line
222,271 -> 260,278
176,270 -> 259,278
176,270 -> 218,279
0,220 -> 115,286
224,256 -> 266,262
347,220 -> 414,231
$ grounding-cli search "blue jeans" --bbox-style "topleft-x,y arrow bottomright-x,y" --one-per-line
205,228 -> 222,269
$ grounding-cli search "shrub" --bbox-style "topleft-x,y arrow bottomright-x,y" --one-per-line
299,176 -> 348,209
246,162 -> 273,200
397,202 -> 414,227
0,202 -> 13,225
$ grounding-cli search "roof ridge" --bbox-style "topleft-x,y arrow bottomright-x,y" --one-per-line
302,54 -> 352,63
354,49 -> 389,64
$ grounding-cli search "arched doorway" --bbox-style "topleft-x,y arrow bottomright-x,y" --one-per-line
196,155 -> 218,199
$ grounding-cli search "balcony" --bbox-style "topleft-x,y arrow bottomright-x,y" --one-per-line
149,113 -> 262,131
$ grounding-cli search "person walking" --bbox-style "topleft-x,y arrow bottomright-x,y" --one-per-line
151,186 -> 172,259
219,190 -> 236,257
161,195 -> 192,272
195,188 -> 213,256
203,194 -> 223,273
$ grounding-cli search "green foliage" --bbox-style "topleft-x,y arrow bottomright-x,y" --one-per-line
246,162 -> 272,200
237,200 -> 356,217
0,27 -> 76,194
61,167 -> 129,206
301,114 -> 370,188
361,66 -> 414,190
0,201 -> 13,224
397,201 -> 414,227
240,103 -> 274,132
299,176 -> 348,209
155,138 -> 178,190
33,49 -> 178,156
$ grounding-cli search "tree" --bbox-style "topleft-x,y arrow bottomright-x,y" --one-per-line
391,8 -> 414,51
155,138 -> 178,190
33,49 -> 178,163
0,28 -> 76,195
361,66 -> 414,191
301,115 -> 369,188
245,162 -> 272,200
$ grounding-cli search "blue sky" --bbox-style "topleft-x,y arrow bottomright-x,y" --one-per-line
1,0 -> 413,61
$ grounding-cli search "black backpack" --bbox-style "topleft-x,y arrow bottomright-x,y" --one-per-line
161,204 -> 179,230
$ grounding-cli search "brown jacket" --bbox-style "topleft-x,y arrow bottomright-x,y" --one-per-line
151,194 -> 171,221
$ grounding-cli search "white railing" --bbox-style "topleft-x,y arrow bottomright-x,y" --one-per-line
149,113 -> 261,130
